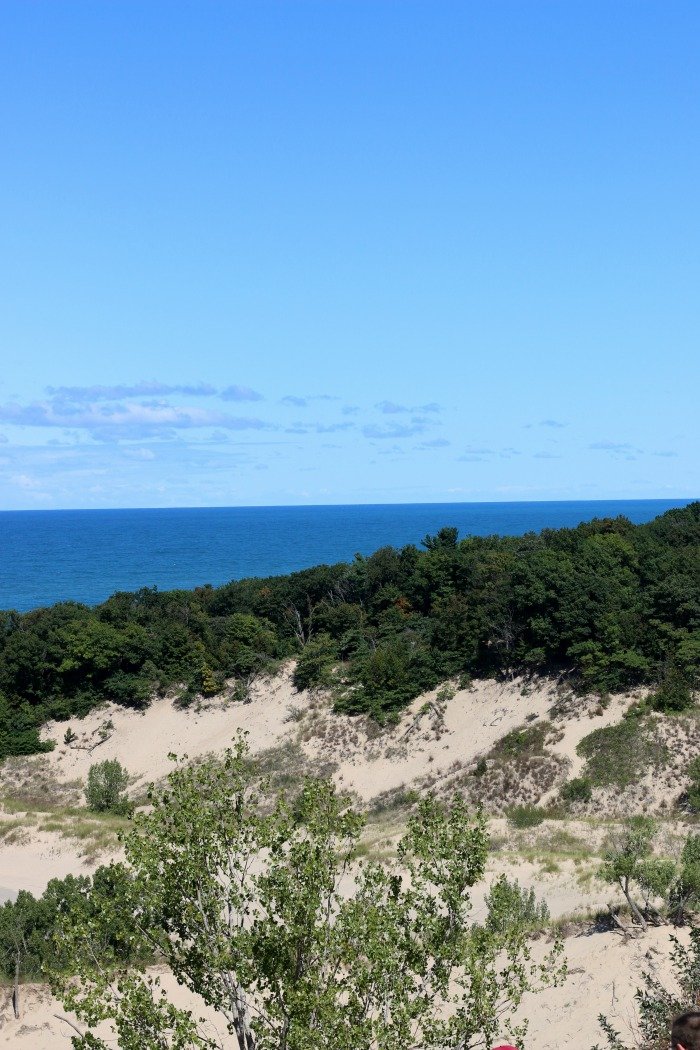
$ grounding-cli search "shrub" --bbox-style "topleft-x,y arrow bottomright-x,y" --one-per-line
292,634 -> 338,692
507,804 -> 545,829
560,776 -> 592,805
686,757 -> 700,813
650,662 -> 695,713
494,723 -> 551,760
85,759 -> 130,815
484,875 -> 549,935
670,834 -> 700,924
577,715 -> 669,789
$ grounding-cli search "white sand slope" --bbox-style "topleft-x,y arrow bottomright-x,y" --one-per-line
39,666 -> 299,791
0,668 -> 693,1048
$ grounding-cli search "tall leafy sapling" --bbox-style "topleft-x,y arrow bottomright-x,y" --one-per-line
53,734 -> 565,1050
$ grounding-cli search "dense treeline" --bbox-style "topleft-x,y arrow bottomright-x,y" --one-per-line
1,503 -> 698,759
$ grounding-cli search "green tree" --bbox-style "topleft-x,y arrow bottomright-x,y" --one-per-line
484,875 -> 549,935
291,633 -> 338,691
0,890 -> 44,1018
669,834 -> 700,924
599,817 -> 666,930
53,736 -> 564,1050
85,759 -> 130,815
651,661 -> 695,713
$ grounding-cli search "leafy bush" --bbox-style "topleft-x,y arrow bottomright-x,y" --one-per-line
507,804 -> 545,829
560,776 -> 593,805
0,867 -> 147,992
292,634 -> 338,691
650,662 -> 695,713
493,722 -> 552,760
85,759 -> 130,815
577,715 -> 669,789
484,875 -> 550,935
669,833 -> 700,924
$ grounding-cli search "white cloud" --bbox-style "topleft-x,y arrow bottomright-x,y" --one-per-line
0,400 -> 273,441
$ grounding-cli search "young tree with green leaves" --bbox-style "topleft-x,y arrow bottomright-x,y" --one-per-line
52,735 -> 564,1050
85,759 -> 130,815
599,817 -> 672,931
669,834 -> 700,925
0,891 -> 40,1019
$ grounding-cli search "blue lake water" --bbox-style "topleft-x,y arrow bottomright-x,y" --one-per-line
0,499 -> 694,612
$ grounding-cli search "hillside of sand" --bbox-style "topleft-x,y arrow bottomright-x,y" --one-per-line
1,664 -> 699,1047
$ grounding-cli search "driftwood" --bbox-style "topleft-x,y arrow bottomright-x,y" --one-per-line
607,903 -> 644,938
68,730 -> 114,753
400,700 -> 445,741
53,1013 -> 85,1038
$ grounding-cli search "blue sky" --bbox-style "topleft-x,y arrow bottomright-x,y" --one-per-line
0,1 -> 698,508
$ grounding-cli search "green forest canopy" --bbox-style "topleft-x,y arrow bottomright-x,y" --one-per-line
0,503 -> 698,760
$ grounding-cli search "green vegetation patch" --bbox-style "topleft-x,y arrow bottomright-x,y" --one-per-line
559,776 -> 593,805
577,714 -> 669,788
491,721 -> 557,760
506,804 -> 546,829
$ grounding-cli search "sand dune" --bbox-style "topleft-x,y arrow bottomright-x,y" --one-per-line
0,667 -> 691,1047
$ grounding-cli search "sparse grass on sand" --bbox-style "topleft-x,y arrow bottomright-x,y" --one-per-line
0,754 -> 130,861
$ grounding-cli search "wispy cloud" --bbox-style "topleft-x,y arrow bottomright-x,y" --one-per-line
47,381 -> 219,401
363,419 -> 430,440
375,400 -> 440,415
589,441 -> 634,451
46,381 -> 264,403
524,419 -> 567,429
315,422 -> 354,434
122,447 -> 157,460
220,385 -> 264,402
0,400 -> 272,441
281,394 -> 340,408
415,438 -> 450,450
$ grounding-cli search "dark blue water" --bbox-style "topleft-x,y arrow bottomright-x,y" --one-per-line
0,499 -> 694,612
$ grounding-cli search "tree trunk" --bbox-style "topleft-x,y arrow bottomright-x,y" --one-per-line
620,877 -> 647,931
232,984 -> 256,1050
12,950 -> 20,1020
